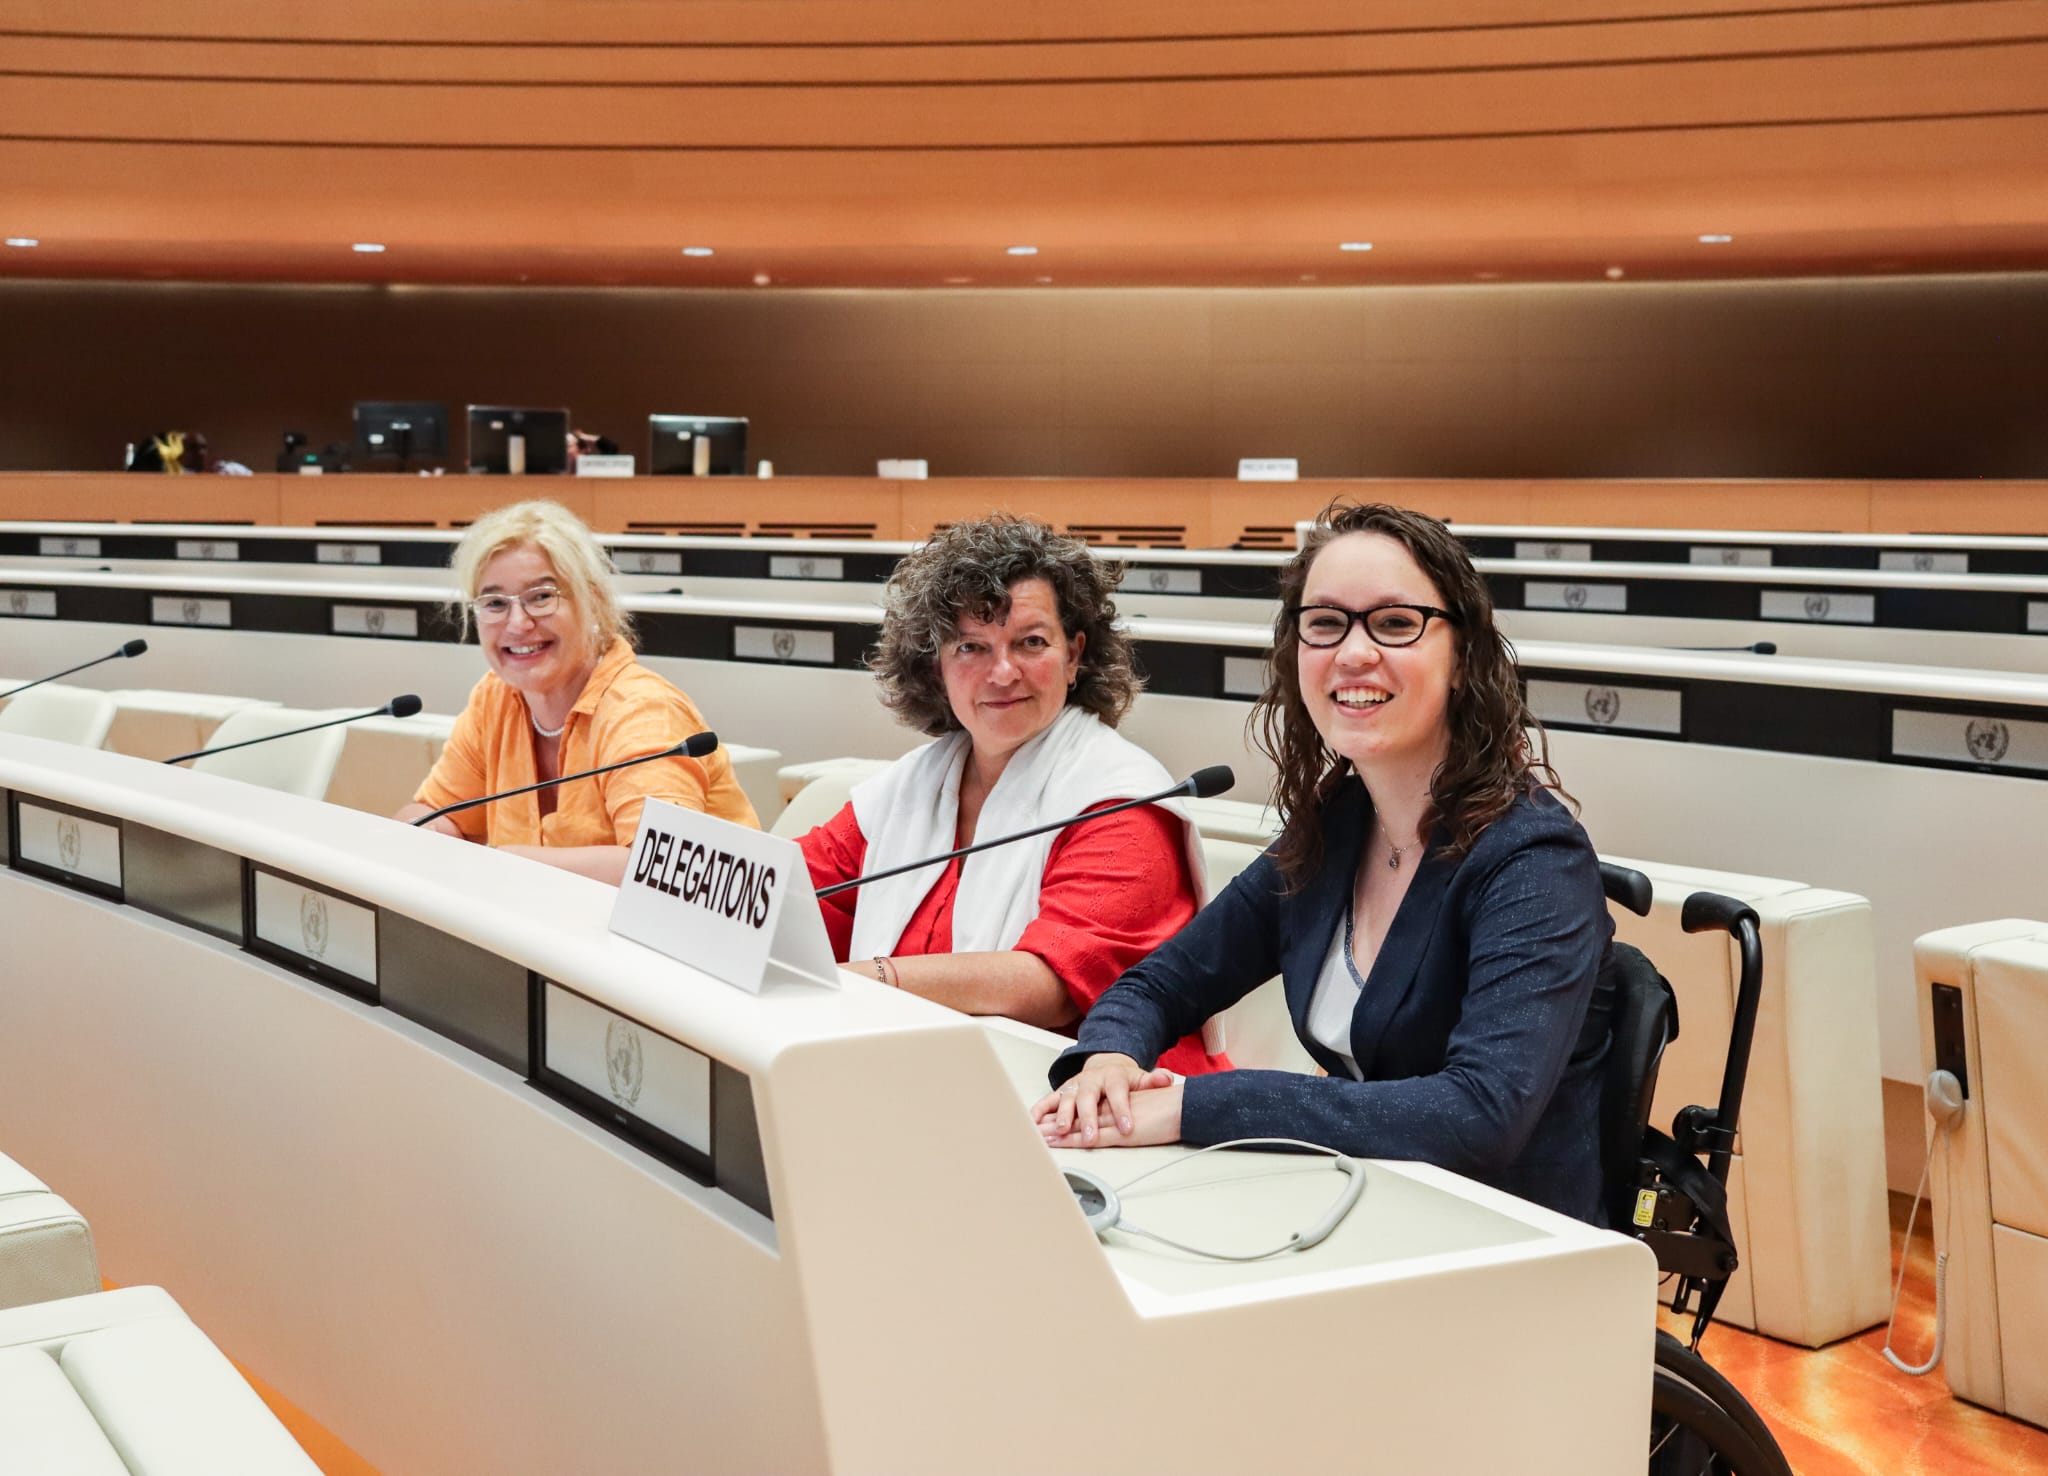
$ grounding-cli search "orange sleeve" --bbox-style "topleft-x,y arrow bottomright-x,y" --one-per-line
412,681 -> 493,842
590,689 -> 715,844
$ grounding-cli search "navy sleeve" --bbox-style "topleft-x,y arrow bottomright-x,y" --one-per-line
1047,846 -> 1286,1087
1178,827 -> 1607,1173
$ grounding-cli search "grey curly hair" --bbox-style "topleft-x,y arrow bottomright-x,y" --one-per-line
871,515 -> 1141,737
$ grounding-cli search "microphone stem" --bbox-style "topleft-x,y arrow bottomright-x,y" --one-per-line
814,778 -> 1194,900
0,649 -> 127,700
163,705 -> 390,764
414,743 -> 690,825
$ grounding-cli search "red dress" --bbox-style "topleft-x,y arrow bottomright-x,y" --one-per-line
801,800 -> 1230,1076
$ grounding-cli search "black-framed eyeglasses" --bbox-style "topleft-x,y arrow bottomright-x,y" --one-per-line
1288,603 -> 1459,648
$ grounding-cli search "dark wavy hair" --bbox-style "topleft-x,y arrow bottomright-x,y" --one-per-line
1255,501 -> 1567,888
871,514 -> 1141,737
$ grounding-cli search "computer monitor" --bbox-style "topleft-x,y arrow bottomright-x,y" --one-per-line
353,402 -> 448,469
467,406 -> 571,476
649,414 -> 748,476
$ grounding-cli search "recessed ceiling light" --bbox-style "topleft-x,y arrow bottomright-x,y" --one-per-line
1338,241 -> 1373,252
1299,273 -> 1318,281
351,242 -> 386,254
4,237 -> 37,248
752,271 -> 772,286
1035,275 -> 1053,284
681,246 -> 714,257
1698,234 -> 1733,244
1474,271 -> 1503,281
1605,266 -> 1626,279
943,275 -> 974,284
1006,245 -> 1038,256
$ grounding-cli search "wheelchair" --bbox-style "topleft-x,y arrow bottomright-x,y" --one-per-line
1599,863 -> 1796,1476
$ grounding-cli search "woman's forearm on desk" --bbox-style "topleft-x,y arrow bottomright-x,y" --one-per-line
873,950 -> 1081,1029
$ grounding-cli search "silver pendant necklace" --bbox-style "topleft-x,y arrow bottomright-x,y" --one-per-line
1383,825 -> 1419,871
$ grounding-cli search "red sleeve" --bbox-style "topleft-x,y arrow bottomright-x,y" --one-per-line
799,802 -> 866,963
1013,802 -> 1199,1014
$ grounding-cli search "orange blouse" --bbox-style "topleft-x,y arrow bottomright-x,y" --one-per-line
413,638 -> 758,847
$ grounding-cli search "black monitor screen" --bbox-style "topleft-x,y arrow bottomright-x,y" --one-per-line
649,415 -> 748,476
353,401 -> 449,464
468,406 -> 570,476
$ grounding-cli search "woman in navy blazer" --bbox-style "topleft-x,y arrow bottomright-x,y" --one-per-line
1034,503 -> 1614,1224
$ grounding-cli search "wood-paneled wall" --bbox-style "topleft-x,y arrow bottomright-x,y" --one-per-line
5,472 -> 2045,542
4,275 -> 2048,486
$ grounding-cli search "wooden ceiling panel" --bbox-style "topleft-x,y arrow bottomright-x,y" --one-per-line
1,0 -> 2045,287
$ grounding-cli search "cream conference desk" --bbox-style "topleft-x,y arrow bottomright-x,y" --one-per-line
0,735 -> 1653,1474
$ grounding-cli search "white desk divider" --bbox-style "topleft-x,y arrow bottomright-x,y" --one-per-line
612,799 -> 841,991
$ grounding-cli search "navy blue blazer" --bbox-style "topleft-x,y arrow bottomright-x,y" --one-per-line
1051,779 -> 1614,1224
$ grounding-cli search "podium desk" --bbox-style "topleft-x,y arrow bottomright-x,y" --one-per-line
0,735 -> 1653,1474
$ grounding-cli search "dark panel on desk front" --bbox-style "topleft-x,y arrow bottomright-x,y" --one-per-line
713,1061 -> 773,1221
123,823 -> 244,942
377,910 -> 531,1074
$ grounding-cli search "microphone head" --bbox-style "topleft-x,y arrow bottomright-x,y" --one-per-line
387,693 -> 424,718
119,639 -> 148,658
1751,641 -> 1778,656
1186,765 -> 1236,799
676,730 -> 720,759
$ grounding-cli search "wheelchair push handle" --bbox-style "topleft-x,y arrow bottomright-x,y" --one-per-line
1681,891 -> 1759,937
1599,862 -> 1654,918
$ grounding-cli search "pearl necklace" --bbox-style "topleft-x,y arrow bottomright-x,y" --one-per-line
529,709 -> 566,740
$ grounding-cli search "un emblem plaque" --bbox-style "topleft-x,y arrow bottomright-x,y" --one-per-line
605,1018 -> 646,1108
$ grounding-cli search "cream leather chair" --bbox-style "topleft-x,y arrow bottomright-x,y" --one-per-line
720,743 -> 786,827
102,690 -> 278,765
0,1151 -> 98,1313
0,685 -> 117,748
1201,835 -> 1318,1075
1912,920 -> 2048,1426
186,706 -> 347,801
1608,855 -> 1888,1347
777,756 -> 890,806
772,767 -> 863,839
0,1286 -> 320,1474
325,710 -> 454,816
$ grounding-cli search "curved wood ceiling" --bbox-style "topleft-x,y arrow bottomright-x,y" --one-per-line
2,0 -> 2045,287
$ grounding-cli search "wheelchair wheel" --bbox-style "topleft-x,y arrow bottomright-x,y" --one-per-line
1650,1335 -> 1794,1476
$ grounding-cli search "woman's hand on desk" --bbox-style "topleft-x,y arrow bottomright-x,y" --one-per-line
1029,1053 -> 1175,1145
1036,1076 -> 1183,1150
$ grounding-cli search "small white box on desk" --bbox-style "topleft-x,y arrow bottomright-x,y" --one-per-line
876,459 -> 928,479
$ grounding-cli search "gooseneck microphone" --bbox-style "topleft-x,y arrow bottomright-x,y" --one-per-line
163,694 -> 424,764
412,730 -> 720,827
0,638 -> 148,699
815,764 -> 1233,900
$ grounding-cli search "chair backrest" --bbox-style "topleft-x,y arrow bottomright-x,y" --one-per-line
0,685 -> 117,748
1201,835 -> 1322,1073
324,712 -> 453,815
771,771 -> 859,840
188,706 -> 348,800
102,689 -> 278,763
1599,940 -> 1680,1228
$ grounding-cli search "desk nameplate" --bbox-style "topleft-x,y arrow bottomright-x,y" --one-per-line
1690,546 -> 1772,567
38,536 -> 100,558
175,539 -> 241,562
769,555 -> 844,581
151,595 -> 231,628
1892,710 -> 2048,775
249,867 -> 378,997
11,798 -> 123,897
1880,551 -> 1969,574
331,604 -> 419,639
1222,654 -> 1267,699
2029,601 -> 2048,635
733,625 -> 835,665
1760,590 -> 1875,625
1128,567 -> 1202,595
538,981 -> 717,1175
615,551 -> 683,575
1,589 -> 57,618
1515,541 -> 1592,562
1526,678 -> 1683,737
1524,581 -> 1628,614
315,543 -> 381,566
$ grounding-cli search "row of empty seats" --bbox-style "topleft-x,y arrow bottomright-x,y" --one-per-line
0,678 -> 788,823
0,1149 -> 319,1474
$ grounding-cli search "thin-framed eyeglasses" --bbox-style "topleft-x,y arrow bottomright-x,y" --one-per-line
1288,603 -> 1459,648
471,586 -> 562,623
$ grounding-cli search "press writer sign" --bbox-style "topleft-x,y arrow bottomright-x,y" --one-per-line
609,799 -> 841,992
